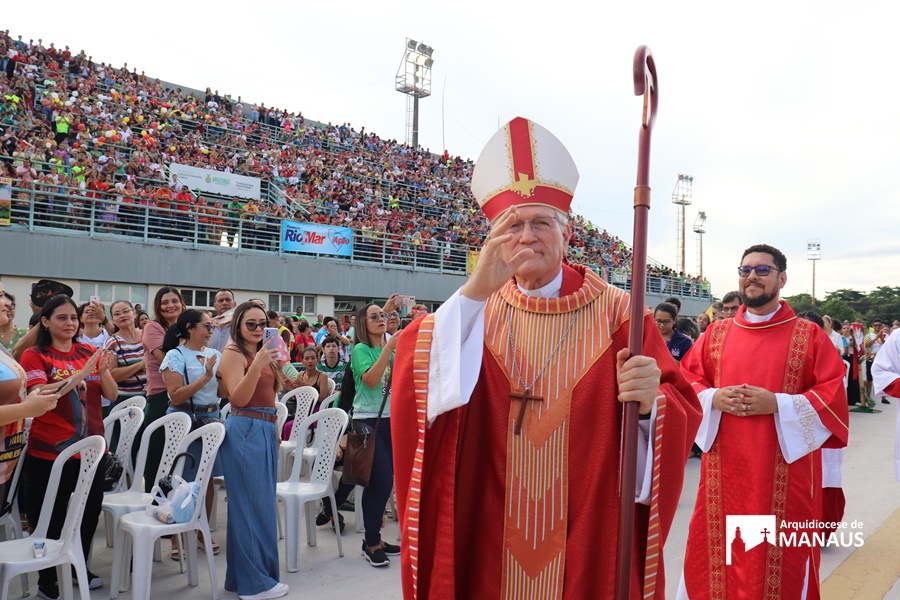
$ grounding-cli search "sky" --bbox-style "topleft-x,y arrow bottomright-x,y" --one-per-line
7,0 -> 899,299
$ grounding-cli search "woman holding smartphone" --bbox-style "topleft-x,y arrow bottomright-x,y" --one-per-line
18,295 -> 117,598
218,302 -> 287,600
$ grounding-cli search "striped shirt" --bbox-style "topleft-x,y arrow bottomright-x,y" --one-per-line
103,334 -> 146,397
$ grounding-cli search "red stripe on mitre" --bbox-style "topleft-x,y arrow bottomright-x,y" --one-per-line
481,187 -> 573,221
507,117 -> 536,182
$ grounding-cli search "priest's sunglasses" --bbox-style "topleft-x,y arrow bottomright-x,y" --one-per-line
737,265 -> 780,277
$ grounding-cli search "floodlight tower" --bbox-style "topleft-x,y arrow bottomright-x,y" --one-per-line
693,210 -> 707,278
395,39 -> 434,148
672,174 -> 693,273
807,239 -> 821,305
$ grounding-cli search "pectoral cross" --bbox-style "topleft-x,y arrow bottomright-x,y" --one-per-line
511,387 -> 543,435
761,527 -> 770,544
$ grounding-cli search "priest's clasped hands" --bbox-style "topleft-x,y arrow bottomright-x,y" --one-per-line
713,385 -> 779,416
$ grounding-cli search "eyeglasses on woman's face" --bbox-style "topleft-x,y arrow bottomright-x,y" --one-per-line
194,322 -> 214,332
367,313 -> 387,322
243,320 -> 266,331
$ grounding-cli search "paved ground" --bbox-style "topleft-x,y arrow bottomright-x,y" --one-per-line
4,400 -> 898,599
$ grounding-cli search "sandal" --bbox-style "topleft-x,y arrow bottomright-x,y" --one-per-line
197,534 -> 221,555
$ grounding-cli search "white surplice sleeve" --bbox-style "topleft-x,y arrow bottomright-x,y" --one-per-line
694,388 -> 722,451
773,393 -> 832,463
426,290 -> 486,424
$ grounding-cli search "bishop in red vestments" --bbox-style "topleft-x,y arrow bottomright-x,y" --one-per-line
678,244 -> 849,600
392,117 -> 702,599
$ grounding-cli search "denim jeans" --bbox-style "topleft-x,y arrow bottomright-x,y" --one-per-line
357,417 -> 392,547
220,407 -> 280,596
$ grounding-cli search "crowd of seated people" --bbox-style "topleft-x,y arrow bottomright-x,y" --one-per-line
0,30 -> 709,295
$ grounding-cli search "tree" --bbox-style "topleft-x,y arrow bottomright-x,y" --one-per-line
783,293 -> 815,315
818,299 -> 859,324
824,289 -> 865,303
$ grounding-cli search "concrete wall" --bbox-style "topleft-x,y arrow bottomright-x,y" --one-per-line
0,228 -> 466,327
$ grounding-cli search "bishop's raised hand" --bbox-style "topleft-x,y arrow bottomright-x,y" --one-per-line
461,207 -> 535,302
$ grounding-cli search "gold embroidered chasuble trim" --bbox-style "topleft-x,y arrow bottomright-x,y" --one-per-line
483,269 -> 628,599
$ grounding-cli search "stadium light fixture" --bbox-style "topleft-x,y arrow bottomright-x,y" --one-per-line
396,38 -> 435,148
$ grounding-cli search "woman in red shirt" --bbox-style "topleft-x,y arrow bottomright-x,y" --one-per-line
19,295 -> 117,599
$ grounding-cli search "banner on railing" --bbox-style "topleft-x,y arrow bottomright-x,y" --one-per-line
281,220 -> 353,257
0,177 -> 11,226
167,163 -> 261,200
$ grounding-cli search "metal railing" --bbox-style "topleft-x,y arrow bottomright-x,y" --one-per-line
3,183 -> 712,298
3,184 -> 471,274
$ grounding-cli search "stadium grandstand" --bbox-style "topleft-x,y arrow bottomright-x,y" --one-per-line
0,32 -> 712,320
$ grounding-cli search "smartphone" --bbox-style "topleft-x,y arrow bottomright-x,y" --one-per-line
262,327 -> 279,348
216,307 -> 235,324
401,295 -> 415,307
90,295 -> 101,305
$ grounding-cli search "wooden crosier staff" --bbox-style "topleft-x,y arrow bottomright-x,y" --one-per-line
615,45 -> 658,600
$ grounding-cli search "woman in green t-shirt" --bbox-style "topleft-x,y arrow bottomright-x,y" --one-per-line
350,303 -> 400,567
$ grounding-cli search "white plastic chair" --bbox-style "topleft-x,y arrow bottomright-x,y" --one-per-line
101,411 -> 192,548
110,422 -> 225,600
275,401 -> 288,438
278,386 -> 319,481
109,395 -> 147,415
327,377 -> 336,396
276,408 -> 348,572
0,435 -> 106,600
208,404 -> 230,533
0,419 -> 31,595
103,405 -> 145,493
299,392 -> 341,477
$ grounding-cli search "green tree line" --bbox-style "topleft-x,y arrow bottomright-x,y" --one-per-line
782,286 -> 900,325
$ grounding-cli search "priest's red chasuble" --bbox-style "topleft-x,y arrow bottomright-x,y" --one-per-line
680,303 -> 849,600
393,264 -> 702,599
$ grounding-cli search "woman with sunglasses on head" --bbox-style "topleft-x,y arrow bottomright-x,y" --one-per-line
139,286 -> 185,492
101,300 -> 146,416
351,302 -> 400,567
217,302 -> 287,600
161,309 -> 225,558
18,294 -> 117,599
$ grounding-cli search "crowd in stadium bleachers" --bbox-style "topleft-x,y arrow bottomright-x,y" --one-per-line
0,30 -> 709,293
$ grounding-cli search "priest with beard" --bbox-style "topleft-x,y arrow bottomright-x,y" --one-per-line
677,243 -> 849,600
391,116 -> 702,599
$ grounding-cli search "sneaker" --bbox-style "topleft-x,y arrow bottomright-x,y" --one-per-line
72,569 -> 103,590
381,541 -> 401,556
315,510 -> 330,526
239,581 -> 289,600
37,584 -> 59,600
362,541 -> 390,567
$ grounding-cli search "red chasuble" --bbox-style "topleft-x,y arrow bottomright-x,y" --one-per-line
680,302 -> 849,600
392,264 -> 702,599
